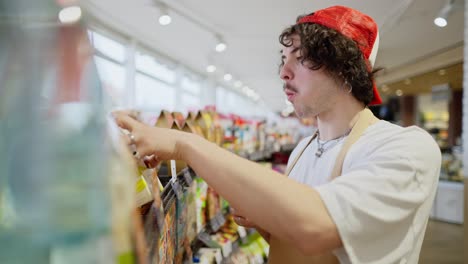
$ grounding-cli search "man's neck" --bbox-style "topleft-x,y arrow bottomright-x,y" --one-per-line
316,99 -> 365,141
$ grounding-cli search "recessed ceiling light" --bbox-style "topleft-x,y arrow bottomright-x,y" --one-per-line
434,17 -> 448,27
404,79 -> 411,85
434,1 -> 454,28
159,15 -> 172,25
381,85 -> 389,92
438,69 -> 447,75
396,89 -> 403,96
206,65 -> 216,73
58,6 -> 82,24
215,42 -> 227,52
224,73 -> 233,81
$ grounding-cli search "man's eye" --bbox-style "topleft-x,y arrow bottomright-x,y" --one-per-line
296,56 -> 303,61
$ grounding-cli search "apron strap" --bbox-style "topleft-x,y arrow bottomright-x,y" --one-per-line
329,108 -> 379,180
285,131 -> 318,176
268,108 -> 379,264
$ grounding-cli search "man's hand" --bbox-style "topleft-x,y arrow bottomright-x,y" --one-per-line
232,208 -> 257,228
113,110 -> 187,162
232,208 -> 270,242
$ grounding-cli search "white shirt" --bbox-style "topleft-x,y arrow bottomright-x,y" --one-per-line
287,120 -> 441,264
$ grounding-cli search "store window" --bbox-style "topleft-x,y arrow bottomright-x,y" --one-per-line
216,86 -> 253,116
89,31 -> 126,63
179,75 -> 202,111
216,86 -> 229,114
135,73 -> 175,110
181,76 -> 201,95
135,52 -> 176,84
88,30 -> 128,107
94,56 -> 126,106
181,93 -> 200,111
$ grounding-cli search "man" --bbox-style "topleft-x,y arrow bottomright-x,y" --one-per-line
114,5 -> 441,263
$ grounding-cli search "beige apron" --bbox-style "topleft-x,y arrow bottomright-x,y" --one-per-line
268,108 -> 379,264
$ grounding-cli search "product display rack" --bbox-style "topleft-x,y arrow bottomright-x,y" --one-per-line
133,108 -> 300,264
144,161 -> 269,264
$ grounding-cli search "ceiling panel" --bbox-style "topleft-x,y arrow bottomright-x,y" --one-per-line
81,0 -> 465,112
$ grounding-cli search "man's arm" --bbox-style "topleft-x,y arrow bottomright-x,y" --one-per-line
232,212 -> 270,243
179,133 -> 342,255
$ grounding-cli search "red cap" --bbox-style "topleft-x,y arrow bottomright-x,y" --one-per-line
297,6 -> 382,105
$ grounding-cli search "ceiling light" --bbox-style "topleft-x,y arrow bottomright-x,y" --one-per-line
404,79 -> 411,85
434,17 -> 447,27
438,69 -> 447,75
215,42 -> 227,52
396,89 -> 403,96
234,81 -> 242,88
158,3 -> 172,26
58,6 -> 82,24
381,85 -> 389,92
434,0 -> 455,28
223,73 -> 233,81
159,15 -> 172,25
215,34 -> 227,52
206,65 -> 216,73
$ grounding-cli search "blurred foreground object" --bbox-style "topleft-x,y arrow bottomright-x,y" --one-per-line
0,1 -> 140,263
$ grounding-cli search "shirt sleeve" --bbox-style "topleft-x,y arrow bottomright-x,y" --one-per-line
315,129 -> 441,264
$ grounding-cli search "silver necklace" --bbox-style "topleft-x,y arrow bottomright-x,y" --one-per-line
315,130 -> 350,158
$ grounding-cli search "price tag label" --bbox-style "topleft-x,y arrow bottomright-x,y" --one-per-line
171,180 -> 184,200
255,253 -> 263,263
237,226 -> 247,238
221,241 -> 231,257
218,212 -> 226,227
214,249 -> 223,264
197,232 -> 212,245
231,240 -> 240,252
170,160 -> 177,179
210,217 -> 219,231
183,169 -> 193,186
264,245 -> 269,256
197,232 -> 220,248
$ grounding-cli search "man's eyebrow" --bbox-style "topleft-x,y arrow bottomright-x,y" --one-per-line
280,47 -> 301,60
291,47 -> 300,54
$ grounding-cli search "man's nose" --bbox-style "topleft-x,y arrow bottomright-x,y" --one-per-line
280,62 -> 293,81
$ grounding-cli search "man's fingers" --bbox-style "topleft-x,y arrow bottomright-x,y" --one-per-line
113,112 -> 140,132
113,110 -> 140,119
233,216 -> 256,228
144,155 -> 160,169
119,133 -> 130,145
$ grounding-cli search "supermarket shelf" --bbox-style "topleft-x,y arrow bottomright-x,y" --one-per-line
191,209 -> 230,253
280,143 -> 296,152
234,149 -> 274,162
160,167 -> 197,214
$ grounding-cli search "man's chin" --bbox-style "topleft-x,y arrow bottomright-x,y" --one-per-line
294,108 -> 311,119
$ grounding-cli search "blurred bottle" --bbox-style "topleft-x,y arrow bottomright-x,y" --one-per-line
0,1 -> 129,263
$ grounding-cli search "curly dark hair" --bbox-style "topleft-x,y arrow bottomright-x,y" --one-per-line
279,19 -> 375,105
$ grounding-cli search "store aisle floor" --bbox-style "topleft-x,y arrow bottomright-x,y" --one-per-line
419,220 -> 464,263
